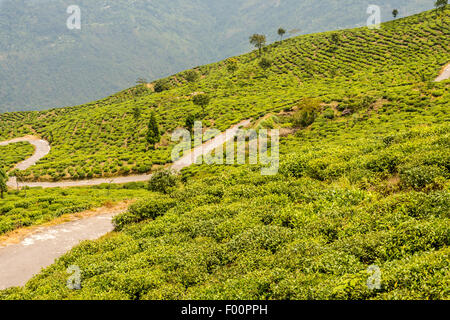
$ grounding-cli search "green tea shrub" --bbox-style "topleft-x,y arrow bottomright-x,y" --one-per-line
323,108 -> 335,119
366,151 -> 400,174
113,196 -> 177,230
147,170 -> 179,194
153,79 -> 171,92
400,165 -> 446,191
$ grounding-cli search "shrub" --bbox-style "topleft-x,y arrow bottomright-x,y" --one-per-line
323,108 -> 335,119
153,79 -> 171,92
400,165 -> 445,191
292,110 -> 317,128
113,196 -> 177,230
366,151 -> 400,174
184,70 -> 200,83
259,57 -> 273,70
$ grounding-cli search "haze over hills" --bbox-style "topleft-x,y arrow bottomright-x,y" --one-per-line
0,0 -> 435,112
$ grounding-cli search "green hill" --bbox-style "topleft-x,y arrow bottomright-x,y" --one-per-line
0,0 -> 435,112
0,7 -> 449,300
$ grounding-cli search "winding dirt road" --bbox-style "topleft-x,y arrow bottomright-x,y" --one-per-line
0,137 -> 50,188
2,119 -> 251,189
0,119 -> 251,290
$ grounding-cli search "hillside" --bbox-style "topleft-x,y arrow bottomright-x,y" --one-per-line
0,0 -> 435,112
0,7 -> 449,300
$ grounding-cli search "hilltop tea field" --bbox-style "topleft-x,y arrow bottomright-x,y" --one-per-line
0,7 -> 449,300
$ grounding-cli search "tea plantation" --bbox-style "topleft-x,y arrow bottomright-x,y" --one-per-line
0,7 -> 448,182
0,7 -> 448,300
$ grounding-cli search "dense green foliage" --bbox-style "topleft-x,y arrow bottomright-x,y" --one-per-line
147,170 -> 179,195
0,184 -> 150,235
0,8 -> 448,300
0,142 -> 34,171
0,167 -> 7,199
1,7 -> 448,182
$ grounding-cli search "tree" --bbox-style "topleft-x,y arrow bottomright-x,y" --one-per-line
435,0 -> 448,11
192,93 -> 211,115
146,111 -> 160,149
132,105 -> 141,122
14,170 -> 27,197
148,170 -> 178,194
136,78 -> 147,86
277,28 -> 286,41
392,9 -> 399,18
226,58 -> 238,73
154,79 -> 171,92
249,34 -> 266,56
0,167 -> 7,199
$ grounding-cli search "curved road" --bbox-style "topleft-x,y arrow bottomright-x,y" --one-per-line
0,137 -> 50,188
0,119 -> 251,290
0,120 -> 251,188
2,119 -> 251,189
0,208 -> 126,290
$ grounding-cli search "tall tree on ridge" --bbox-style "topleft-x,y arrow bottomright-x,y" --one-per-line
277,28 -> 286,41
435,0 -> 448,11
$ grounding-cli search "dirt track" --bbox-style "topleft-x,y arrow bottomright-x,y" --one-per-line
2,119 -> 251,188
0,208 -> 125,290
435,63 -> 450,82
